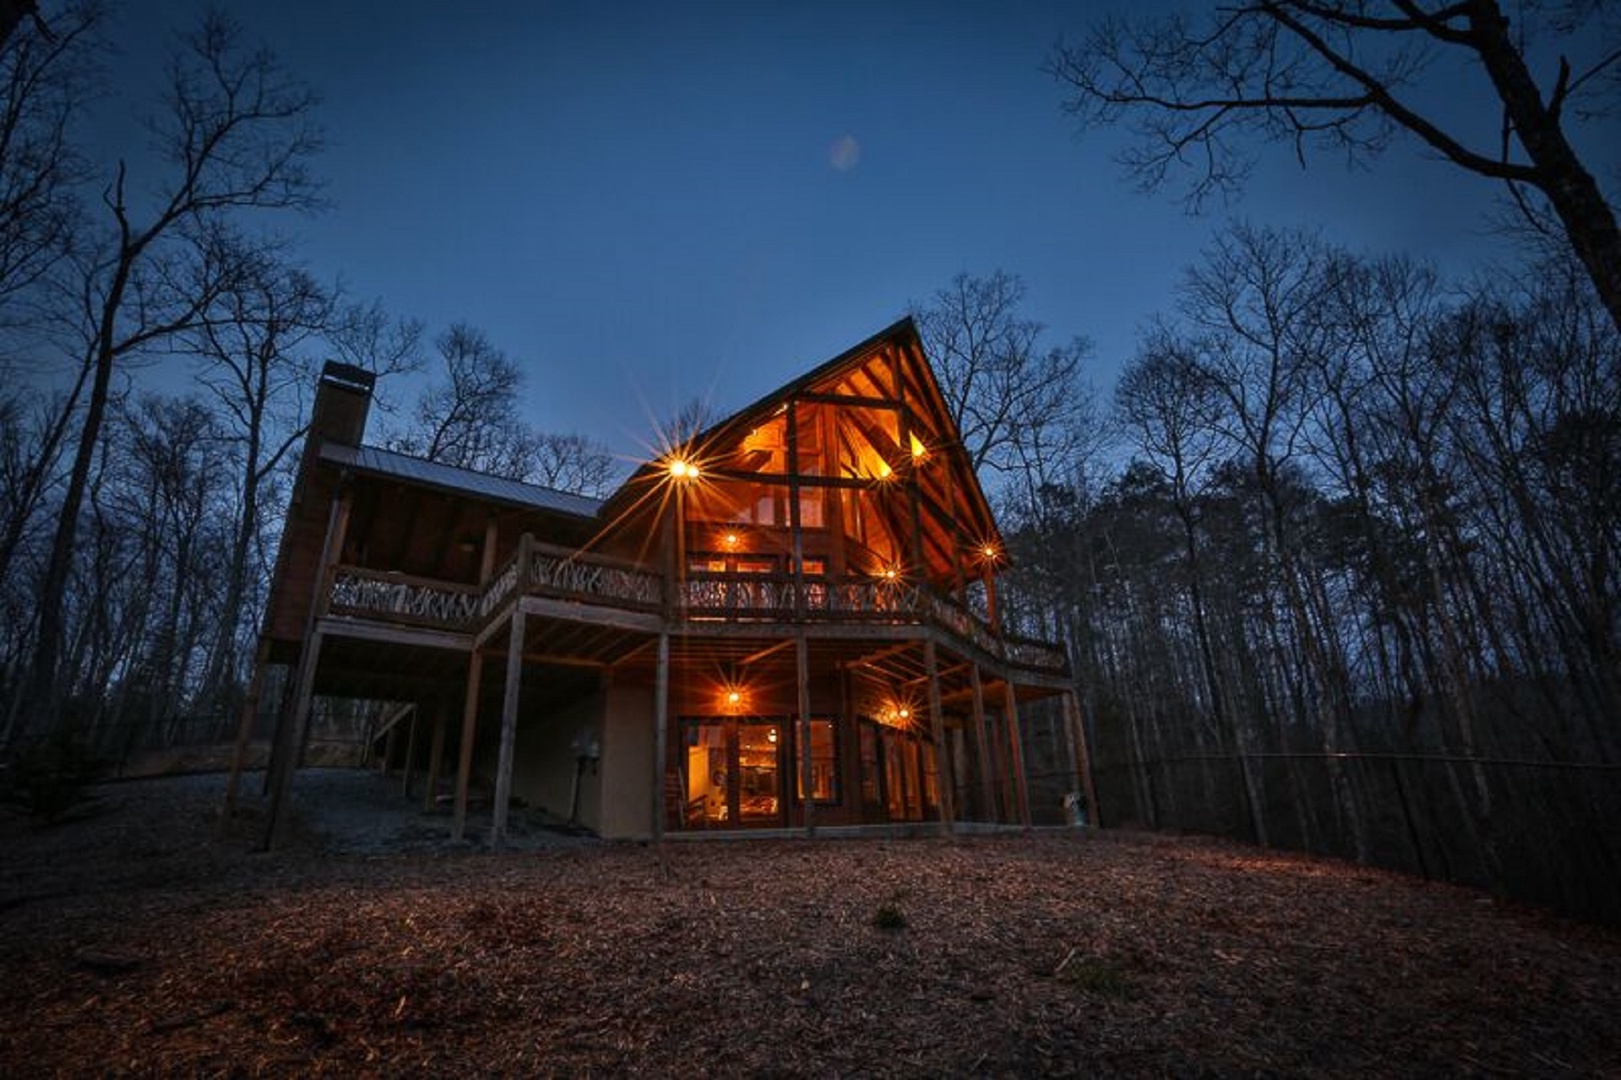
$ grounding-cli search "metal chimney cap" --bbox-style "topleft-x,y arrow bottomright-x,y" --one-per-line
319,361 -> 375,395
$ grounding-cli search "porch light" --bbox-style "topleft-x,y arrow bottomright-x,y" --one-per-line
979,542 -> 999,562
667,457 -> 699,481
727,690 -> 742,706
723,531 -> 740,549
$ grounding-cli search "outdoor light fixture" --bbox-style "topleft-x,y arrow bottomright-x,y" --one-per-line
723,531 -> 740,549
910,432 -> 928,460
727,690 -> 741,705
667,458 -> 699,481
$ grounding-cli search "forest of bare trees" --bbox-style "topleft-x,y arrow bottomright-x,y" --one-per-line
2,3 -> 1616,920
0,7 -> 614,769
978,226 -> 1618,919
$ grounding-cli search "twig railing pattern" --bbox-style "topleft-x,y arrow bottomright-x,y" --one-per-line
325,537 -> 1067,674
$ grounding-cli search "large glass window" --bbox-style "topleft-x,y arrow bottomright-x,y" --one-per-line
737,721 -> 782,821
680,715 -> 840,827
683,721 -> 729,826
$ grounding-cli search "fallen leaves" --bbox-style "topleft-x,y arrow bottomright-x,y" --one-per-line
1,778 -> 1619,1076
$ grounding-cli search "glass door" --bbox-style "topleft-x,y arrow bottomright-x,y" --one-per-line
737,721 -> 784,823
684,721 -> 730,827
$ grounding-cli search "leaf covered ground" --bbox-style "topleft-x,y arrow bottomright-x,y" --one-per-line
1,772 -> 1617,1077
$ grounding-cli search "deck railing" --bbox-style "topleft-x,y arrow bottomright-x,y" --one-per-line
326,541 -> 1067,675
328,567 -> 480,629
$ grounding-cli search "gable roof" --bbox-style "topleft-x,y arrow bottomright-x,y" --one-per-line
599,317 -> 1004,580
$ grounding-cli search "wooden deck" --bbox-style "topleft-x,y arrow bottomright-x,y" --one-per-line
324,537 -> 1069,679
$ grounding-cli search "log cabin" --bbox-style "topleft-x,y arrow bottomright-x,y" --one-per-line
248,318 -> 1097,846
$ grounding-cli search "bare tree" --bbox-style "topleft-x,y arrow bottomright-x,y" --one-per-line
189,248 -> 332,709
22,11 -> 322,731
1049,1 -> 1621,335
528,431 -> 619,497
389,322 -> 521,470
912,271 -> 1095,494
0,0 -> 98,313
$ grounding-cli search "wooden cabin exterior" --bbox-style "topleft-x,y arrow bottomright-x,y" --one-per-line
251,319 -> 1096,846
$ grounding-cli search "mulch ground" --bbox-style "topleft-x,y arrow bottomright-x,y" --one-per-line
1,775 -> 1618,1077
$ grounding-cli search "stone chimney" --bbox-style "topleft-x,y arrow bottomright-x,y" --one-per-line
310,361 -> 375,448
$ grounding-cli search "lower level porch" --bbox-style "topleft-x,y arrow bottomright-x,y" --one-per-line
247,595 -> 1096,848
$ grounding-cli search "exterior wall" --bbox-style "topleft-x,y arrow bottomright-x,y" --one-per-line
478,689 -> 606,831
598,680 -> 655,840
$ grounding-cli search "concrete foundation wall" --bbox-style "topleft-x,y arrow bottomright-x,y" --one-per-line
598,680 -> 654,840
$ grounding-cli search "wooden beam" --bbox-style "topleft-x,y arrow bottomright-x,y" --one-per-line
262,629 -> 323,850
518,595 -> 665,635
490,606 -> 526,848
854,640 -> 920,669
797,631 -> 814,838
924,638 -> 954,835
451,649 -> 484,842
371,701 -> 416,743
315,617 -> 472,653
1005,682 -> 1031,829
401,704 -> 418,799
738,637 -> 794,666
262,479 -> 352,850
793,390 -> 901,409
652,630 -> 670,843
970,663 -> 994,822
423,700 -> 447,813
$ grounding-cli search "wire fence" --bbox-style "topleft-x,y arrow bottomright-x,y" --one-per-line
1093,750 -> 1621,923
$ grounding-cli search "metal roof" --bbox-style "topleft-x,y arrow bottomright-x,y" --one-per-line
320,442 -> 604,518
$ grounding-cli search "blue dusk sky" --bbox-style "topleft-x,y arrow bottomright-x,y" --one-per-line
78,2 -> 1616,465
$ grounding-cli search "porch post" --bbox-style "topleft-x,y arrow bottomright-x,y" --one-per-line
451,649 -> 484,842
262,481 -> 350,800
490,607 -> 526,848
652,630 -> 670,842
400,704 -> 418,798
797,631 -> 815,837
261,628 -> 323,850
1064,690 -> 1100,829
423,699 -> 448,813
969,663 -> 994,822
1004,681 -> 1031,829
924,638 -> 954,835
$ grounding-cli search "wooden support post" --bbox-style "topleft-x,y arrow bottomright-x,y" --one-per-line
1004,681 -> 1031,829
451,650 -> 484,842
382,722 -> 398,778
969,663 -> 994,823
490,606 -> 526,848
423,700 -> 448,813
400,704 -> 418,799
797,632 -> 815,837
1063,690 -> 1100,829
924,639 -> 954,835
260,480 -> 351,848
652,630 -> 670,842
219,636 -> 270,829
262,629 -> 323,850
